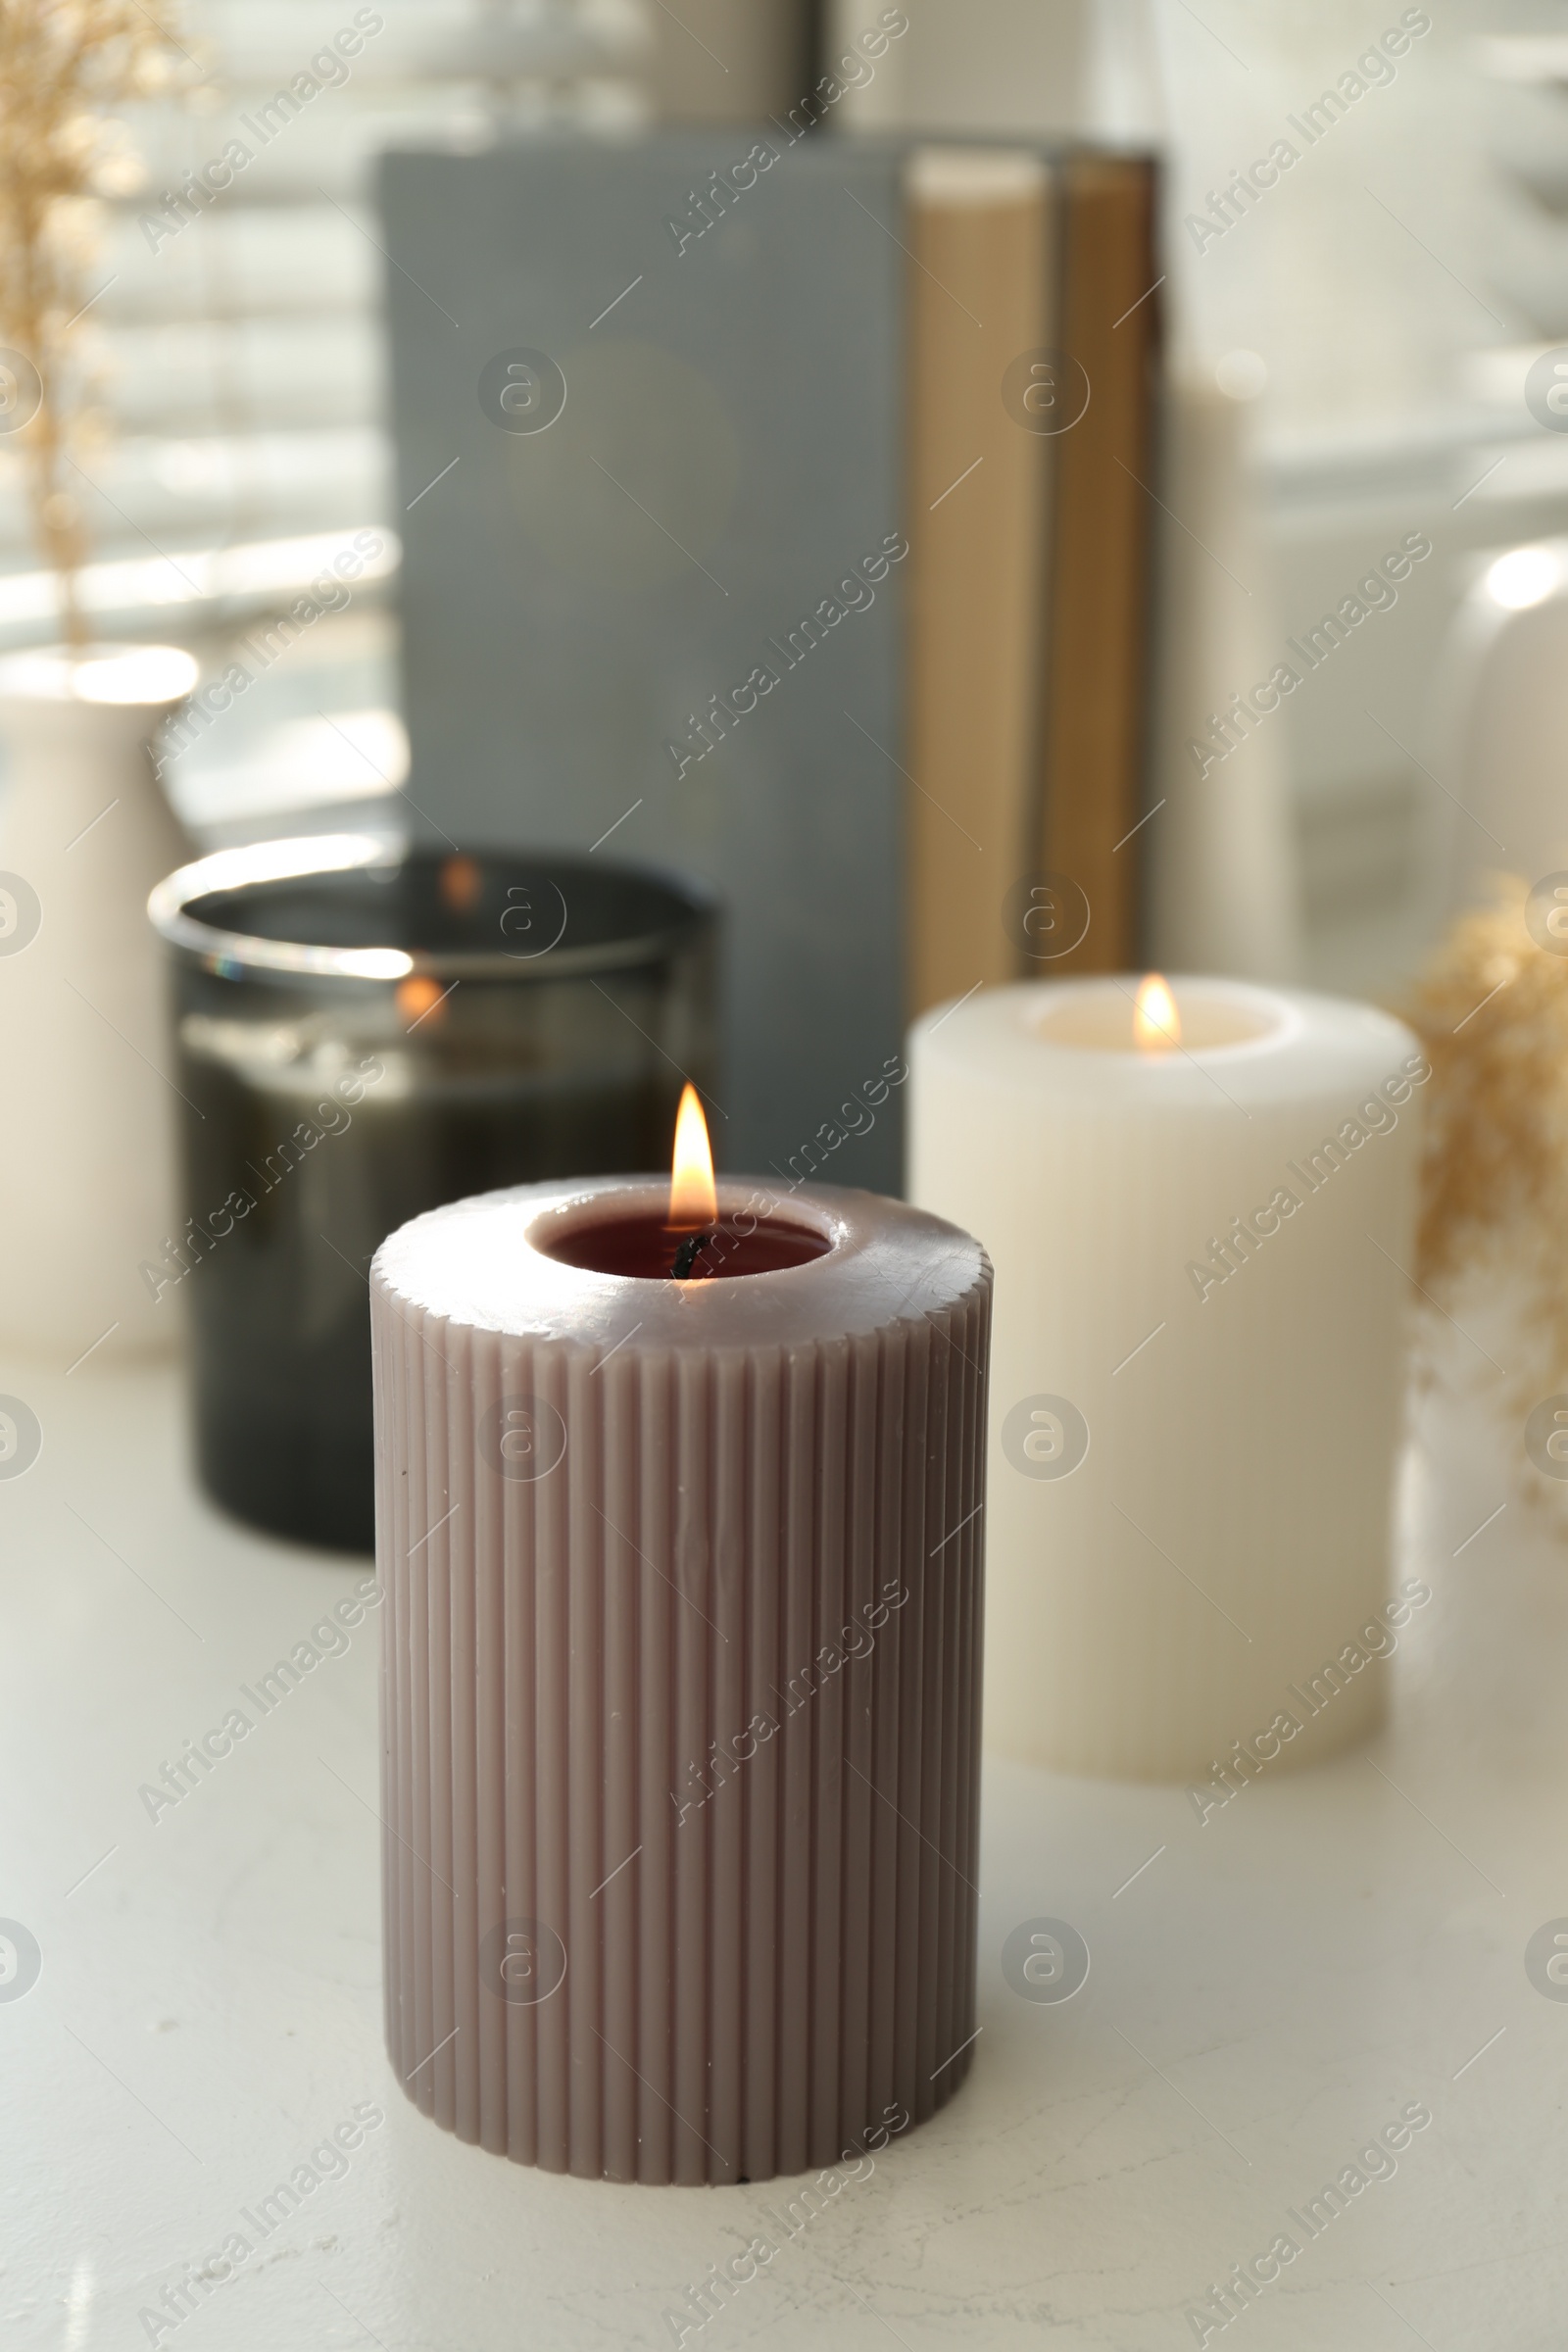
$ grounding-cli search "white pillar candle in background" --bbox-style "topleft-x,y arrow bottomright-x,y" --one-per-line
908,975 -> 1426,1785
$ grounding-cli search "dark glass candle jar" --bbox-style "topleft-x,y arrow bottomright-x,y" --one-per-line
149,836 -> 716,1552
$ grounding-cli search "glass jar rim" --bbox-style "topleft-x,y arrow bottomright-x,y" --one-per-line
148,832 -> 714,983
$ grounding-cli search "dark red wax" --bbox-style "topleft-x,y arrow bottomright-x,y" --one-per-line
539,1208 -> 833,1280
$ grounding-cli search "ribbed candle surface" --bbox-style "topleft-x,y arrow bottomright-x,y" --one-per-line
371,1177 -> 991,2184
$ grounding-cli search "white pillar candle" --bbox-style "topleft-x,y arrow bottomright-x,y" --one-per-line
908,975 -> 1426,1784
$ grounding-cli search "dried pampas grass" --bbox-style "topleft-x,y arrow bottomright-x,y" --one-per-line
1404,874 -> 1568,1410
0,0 -> 192,639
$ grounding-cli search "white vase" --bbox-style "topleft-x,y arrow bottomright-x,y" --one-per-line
1146,371 -> 1303,983
0,644 -> 199,1363
1442,546 -> 1568,917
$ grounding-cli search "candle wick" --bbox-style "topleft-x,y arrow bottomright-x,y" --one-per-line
669,1231 -> 713,1280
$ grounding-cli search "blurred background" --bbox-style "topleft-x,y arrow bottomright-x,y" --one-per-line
4,0 -> 1565,1007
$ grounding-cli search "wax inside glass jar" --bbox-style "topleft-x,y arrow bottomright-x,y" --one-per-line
539,1207 -> 833,1280
1032,987 -> 1282,1053
152,838 -> 717,1551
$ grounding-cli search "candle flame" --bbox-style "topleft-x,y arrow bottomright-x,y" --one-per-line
396,974 -> 447,1029
1134,973 -> 1179,1053
438,853 -> 482,911
669,1083 -> 717,1226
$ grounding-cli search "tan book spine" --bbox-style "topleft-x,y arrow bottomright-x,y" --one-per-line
904,148 -> 1054,1021
1036,154 -> 1160,975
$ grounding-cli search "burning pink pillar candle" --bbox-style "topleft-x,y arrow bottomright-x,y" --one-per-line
370,1094 -> 991,2185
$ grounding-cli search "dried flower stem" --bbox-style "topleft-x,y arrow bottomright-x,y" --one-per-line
1404,874 -> 1568,1413
0,0 -> 189,642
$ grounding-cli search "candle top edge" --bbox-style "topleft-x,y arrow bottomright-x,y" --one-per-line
909,978 -> 1421,1093
371,1176 -> 991,1347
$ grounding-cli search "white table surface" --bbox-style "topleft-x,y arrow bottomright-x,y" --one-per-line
3,1344 -> 1562,2352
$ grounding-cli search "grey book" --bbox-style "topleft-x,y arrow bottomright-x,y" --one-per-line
378,133 -> 909,1192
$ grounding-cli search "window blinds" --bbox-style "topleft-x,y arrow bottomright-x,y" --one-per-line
0,0 -> 653,642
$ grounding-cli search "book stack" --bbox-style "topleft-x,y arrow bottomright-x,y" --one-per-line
381,134 -> 1160,1188
904,145 -> 1160,1012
